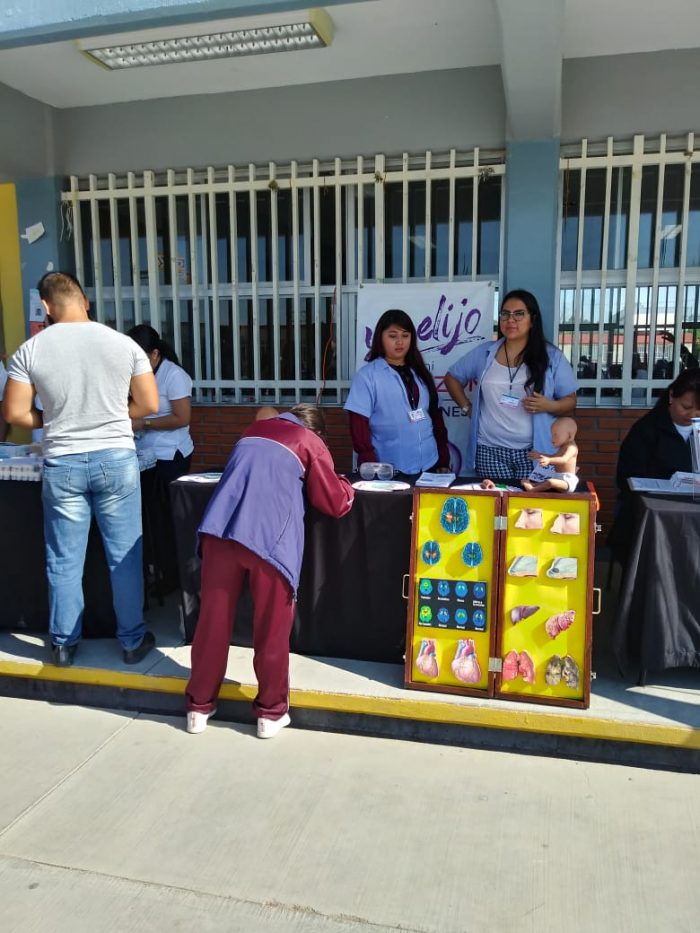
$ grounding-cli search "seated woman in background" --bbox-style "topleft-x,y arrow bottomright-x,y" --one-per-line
128,324 -> 194,593
616,367 -> 700,489
610,368 -> 700,561
445,289 -> 577,481
344,309 -> 450,474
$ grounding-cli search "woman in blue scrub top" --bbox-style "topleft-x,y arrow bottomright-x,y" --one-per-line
444,289 -> 577,480
345,309 -> 449,474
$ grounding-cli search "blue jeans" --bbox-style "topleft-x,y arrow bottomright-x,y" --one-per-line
42,448 -> 145,650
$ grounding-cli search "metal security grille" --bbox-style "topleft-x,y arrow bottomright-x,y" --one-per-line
558,134 -> 700,407
62,150 -> 504,404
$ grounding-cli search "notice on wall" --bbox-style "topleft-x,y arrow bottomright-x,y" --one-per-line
355,282 -> 495,474
28,288 -> 45,336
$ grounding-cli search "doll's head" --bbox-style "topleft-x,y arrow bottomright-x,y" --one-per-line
551,416 -> 577,448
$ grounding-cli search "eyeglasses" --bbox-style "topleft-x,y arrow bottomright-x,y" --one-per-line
499,310 -> 527,321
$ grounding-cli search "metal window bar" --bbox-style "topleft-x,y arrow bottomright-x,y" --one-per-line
88,175 -> 104,322
166,169 -> 181,362
290,160 -> 302,402
207,166 -> 222,402
674,133 -> 695,379
228,165 -> 242,402
471,149 -> 479,282
186,170 -> 203,388
108,173 -> 123,333
62,149 -> 505,403
127,172 -> 143,325
559,133 -> 700,406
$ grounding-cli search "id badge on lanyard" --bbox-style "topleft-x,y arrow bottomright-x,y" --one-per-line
499,394 -> 521,408
409,408 -> 428,423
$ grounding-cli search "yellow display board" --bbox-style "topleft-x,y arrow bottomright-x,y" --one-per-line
497,495 -> 592,704
407,491 -> 498,694
405,487 -> 596,709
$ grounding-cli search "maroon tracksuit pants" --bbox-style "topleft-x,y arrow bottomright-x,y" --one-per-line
186,535 -> 295,721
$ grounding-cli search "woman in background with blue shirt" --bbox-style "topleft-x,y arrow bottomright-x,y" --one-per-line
444,289 -> 577,480
344,309 -> 449,474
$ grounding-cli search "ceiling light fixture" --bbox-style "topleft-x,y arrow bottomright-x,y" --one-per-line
80,8 -> 333,70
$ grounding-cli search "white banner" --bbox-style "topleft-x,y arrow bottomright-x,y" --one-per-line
355,281 -> 495,474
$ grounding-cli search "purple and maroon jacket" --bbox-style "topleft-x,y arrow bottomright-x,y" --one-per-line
198,413 -> 354,592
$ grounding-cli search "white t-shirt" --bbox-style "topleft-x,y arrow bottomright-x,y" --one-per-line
477,360 -> 533,449
674,422 -> 693,441
8,321 -> 151,458
136,358 -> 194,460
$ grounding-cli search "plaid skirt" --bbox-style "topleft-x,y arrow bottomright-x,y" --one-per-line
475,444 -> 532,481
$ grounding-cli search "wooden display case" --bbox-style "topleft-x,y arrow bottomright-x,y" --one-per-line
404,486 -> 597,709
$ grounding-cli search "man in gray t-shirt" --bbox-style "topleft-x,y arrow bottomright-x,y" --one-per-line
2,272 -> 159,667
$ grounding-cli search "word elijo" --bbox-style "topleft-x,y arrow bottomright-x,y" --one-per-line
363,294 -> 483,357
416,294 -> 482,356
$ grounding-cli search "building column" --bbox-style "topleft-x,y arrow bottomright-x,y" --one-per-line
503,139 -> 560,339
0,183 -> 25,357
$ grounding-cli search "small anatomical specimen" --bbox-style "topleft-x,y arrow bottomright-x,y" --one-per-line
546,557 -> 578,579
502,649 -> 519,681
514,508 -> 543,530
545,655 -> 563,685
451,638 -> 482,684
508,555 -> 538,577
517,650 -> 536,684
551,512 -> 580,535
510,604 -> 540,624
561,655 -> 580,689
544,610 -> 576,639
415,638 -> 439,678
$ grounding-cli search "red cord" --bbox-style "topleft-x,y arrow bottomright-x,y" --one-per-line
316,287 -> 336,405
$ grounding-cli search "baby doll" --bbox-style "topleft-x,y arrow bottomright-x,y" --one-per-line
522,417 -> 579,493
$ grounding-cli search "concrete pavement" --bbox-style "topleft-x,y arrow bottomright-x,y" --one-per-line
1,696 -> 699,932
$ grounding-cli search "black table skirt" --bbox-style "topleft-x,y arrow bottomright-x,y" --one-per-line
612,493 -> 700,674
169,478 -> 413,663
0,481 -> 116,636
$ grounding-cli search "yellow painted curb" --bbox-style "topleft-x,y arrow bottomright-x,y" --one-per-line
1,659 -> 699,751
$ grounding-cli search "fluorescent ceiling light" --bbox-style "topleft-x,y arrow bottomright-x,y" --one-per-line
80,8 -> 333,70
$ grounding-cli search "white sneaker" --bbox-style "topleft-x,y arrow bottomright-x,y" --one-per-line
257,712 -> 291,739
186,708 -> 216,734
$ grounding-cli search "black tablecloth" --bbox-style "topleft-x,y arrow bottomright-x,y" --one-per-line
169,478 -> 413,662
0,481 -> 116,635
612,493 -> 700,674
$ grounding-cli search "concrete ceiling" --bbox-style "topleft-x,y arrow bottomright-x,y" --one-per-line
0,0 -> 699,136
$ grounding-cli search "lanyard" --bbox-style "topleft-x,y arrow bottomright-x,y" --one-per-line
503,346 -> 524,392
390,364 -> 419,410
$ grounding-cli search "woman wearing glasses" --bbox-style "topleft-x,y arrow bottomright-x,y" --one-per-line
444,289 -> 577,480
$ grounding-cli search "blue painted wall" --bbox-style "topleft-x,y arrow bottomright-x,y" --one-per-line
14,177 -> 73,333
503,139 -> 560,339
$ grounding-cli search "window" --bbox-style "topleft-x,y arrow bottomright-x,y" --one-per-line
64,151 -> 504,404
558,135 -> 700,406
